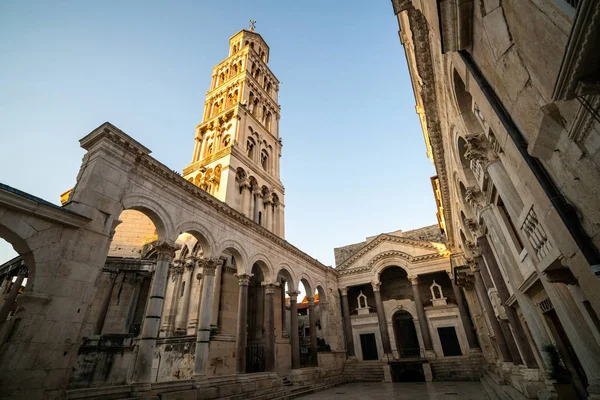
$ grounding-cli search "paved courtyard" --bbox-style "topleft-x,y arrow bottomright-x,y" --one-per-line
296,382 -> 489,400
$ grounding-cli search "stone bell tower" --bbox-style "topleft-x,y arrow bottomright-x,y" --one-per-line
183,24 -> 285,237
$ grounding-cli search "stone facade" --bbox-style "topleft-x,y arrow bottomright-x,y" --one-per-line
392,0 -> 600,398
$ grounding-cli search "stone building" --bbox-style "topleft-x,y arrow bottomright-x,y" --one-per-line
392,0 -> 600,398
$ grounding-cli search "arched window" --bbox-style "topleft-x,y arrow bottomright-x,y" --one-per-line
246,138 -> 255,160
262,106 -> 267,123
219,72 -> 225,85
250,42 -> 254,50
265,112 -> 272,131
261,150 -> 269,170
252,98 -> 259,117
232,63 -> 238,76
222,135 -> 231,148
207,143 -> 214,155
266,82 -> 271,94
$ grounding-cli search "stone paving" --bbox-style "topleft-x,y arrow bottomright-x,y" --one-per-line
295,382 -> 489,399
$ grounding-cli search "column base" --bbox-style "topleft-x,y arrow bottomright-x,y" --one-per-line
382,364 -> 393,383
130,382 -> 152,396
467,347 -> 482,355
192,374 -> 209,388
425,350 -> 437,360
422,363 -> 433,382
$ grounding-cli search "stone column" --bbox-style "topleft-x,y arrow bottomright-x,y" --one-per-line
408,275 -> 433,351
448,272 -> 479,349
132,241 -> 178,387
288,290 -> 301,369
0,268 -> 26,322
175,260 -> 195,333
307,296 -> 318,366
478,259 -> 522,364
210,259 -> 224,330
473,265 -> 513,362
263,198 -> 272,231
0,274 -> 9,297
478,236 -> 537,367
253,189 -> 262,223
193,258 -> 222,379
340,287 -> 356,357
240,181 -> 250,218
371,280 -> 392,356
94,270 -> 118,335
125,274 -> 142,333
235,273 -> 252,374
187,258 -> 203,335
263,282 -> 276,371
281,283 -> 287,337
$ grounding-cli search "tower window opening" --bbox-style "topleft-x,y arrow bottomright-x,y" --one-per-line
180,281 -> 185,297
265,112 -> 272,132
258,211 -> 262,225
266,82 -> 271,94
247,138 -> 255,160
261,150 -> 268,170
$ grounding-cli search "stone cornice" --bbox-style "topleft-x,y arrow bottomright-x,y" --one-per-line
0,183 -> 91,229
86,122 -> 331,275
401,8 -> 456,251
337,233 -> 448,270
183,147 -> 233,176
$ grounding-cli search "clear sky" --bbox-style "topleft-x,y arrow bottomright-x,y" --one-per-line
0,0 -> 437,267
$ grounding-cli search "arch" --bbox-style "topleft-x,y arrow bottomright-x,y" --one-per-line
387,304 -> 417,323
275,264 -> 296,290
298,273 -> 314,295
451,68 -> 483,137
315,283 -> 327,302
121,194 -> 174,241
216,238 -> 248,273
247,253 -> 273,279
173,220 -> 216,258
0,220 -> 36,290
370,253 -> 411,280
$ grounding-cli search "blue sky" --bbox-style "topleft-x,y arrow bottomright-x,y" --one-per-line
0,0 -> 437,266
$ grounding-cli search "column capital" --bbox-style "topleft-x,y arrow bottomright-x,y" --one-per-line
261,281 -> 279,294
184,258 -> 196,270
307,296 -> 315,306
371,280 -> 381,292
155,241 -> 180,261
446,269 -> 454,279
239,179 -> 251,190
198,257 -> 223,275
170,260 -> 185,277
340,287 -> 349,296
407,275 -> 419,285
287,290 -> 299,301
236,273 -> 253,286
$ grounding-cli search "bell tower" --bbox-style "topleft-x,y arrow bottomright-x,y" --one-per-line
183,24 -> 285,237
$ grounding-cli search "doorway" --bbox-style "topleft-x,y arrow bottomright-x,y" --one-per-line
360,333 -> 379,360
438,327 -> 462,356
393,311 -> 420,358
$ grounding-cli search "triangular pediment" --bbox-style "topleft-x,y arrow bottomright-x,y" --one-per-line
336,233 -> 448,271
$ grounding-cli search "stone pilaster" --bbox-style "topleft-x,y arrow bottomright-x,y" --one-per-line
132,241 -> 179,388
0,267 -> 27,323
478,236 -> 537,368
372,280 -> 392,355
447,271 -> 479,350
472,262 -> 513,363
94,270 -> 118,335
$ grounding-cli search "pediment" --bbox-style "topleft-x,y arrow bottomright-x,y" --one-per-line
336,234 -> 448,271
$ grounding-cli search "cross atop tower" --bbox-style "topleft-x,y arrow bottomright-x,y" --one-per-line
182,28 -> 285,237
249,20 -> 256,31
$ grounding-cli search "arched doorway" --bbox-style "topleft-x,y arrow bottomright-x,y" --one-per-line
392,310 -> 420,358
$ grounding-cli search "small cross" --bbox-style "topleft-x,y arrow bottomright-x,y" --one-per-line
249,20 -> 256,31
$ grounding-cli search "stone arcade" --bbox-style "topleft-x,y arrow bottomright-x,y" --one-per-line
2,2 -> 600,397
